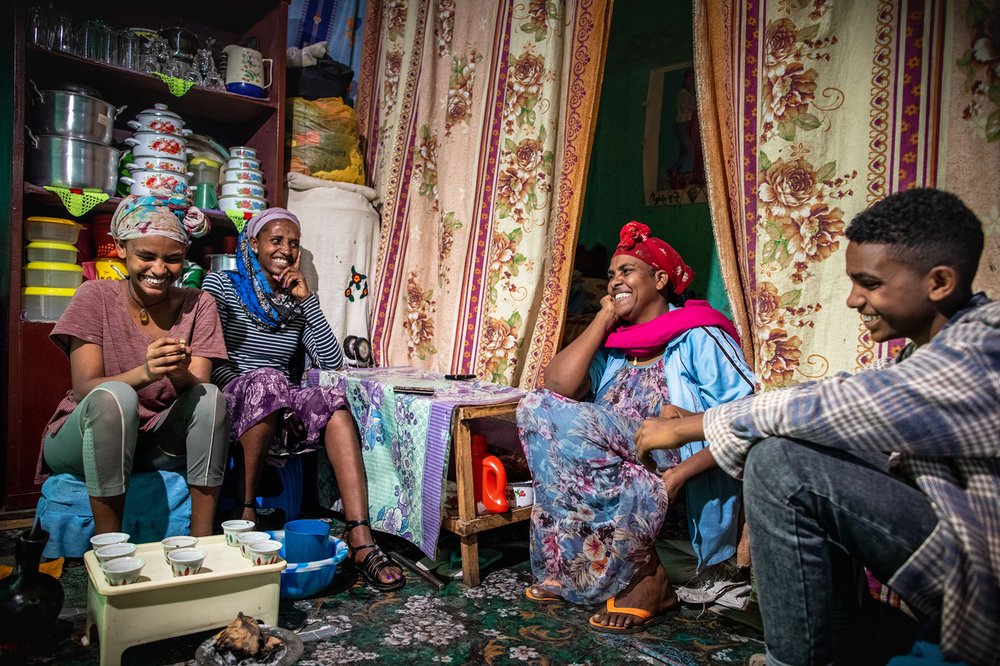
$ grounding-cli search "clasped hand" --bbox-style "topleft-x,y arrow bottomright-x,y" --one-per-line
143,337 -> 190,382
635,405 -> 697,473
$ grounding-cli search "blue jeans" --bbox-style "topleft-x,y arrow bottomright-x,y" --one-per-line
744,437 -> 938,666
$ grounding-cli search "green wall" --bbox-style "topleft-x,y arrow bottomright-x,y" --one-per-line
578,0 -> 729,315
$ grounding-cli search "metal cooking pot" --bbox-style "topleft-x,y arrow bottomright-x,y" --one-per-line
206,254 -> 237,273
27,81 -> 124,146
25,131 -> 122,195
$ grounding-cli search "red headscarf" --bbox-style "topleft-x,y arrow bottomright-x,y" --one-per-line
612,221 -> 694,295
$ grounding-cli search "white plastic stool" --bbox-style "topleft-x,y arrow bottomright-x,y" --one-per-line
83,535 -> 284,665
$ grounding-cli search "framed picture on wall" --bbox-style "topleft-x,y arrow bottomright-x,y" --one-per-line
643,62 -> 707,206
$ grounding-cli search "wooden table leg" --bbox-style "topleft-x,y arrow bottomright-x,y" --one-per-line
460,535 -> 481,587
453,414 -> 480,586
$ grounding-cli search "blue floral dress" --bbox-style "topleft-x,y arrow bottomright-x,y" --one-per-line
517,358 -> 681,604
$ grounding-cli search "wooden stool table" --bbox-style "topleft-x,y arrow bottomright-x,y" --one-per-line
440,401 -> 531,586
311,367 -> 528,586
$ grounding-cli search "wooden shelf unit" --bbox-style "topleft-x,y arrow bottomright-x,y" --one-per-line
2,0 -> 289,510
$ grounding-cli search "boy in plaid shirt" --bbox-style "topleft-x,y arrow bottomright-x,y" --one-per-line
636,188 -> 998,666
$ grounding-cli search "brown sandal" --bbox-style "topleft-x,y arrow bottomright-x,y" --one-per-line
342,519 -> 405,592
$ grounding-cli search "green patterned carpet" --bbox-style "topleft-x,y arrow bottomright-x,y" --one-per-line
4,526 -> 764,665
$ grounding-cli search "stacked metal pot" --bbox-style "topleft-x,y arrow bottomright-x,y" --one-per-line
25,82 -> 124,195
121,103 -> 194,196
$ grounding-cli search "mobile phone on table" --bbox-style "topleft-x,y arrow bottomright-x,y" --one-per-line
444,374 -> 476,380
394,386 -> 435,395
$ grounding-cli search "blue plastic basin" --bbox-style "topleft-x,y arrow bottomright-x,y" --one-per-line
268,529 -> 348,600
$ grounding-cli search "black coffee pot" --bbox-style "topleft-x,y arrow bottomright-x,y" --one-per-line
0,520 -> 65,660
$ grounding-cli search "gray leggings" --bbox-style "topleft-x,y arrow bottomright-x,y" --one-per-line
44,381 -> 229,497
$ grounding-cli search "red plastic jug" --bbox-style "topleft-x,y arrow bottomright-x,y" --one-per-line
471,434 -> 508,513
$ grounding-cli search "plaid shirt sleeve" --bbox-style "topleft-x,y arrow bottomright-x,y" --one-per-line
704,298 -> 1000,479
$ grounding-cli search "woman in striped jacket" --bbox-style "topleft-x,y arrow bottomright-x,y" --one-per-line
203,207 -> 404,591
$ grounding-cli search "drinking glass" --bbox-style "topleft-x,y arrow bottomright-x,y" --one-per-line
117,30 -> 139,70
83,20 -> 113,63
50,9 -> 75,54
26,4 -> 52,49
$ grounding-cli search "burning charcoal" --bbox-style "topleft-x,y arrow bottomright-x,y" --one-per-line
212,612 -> 264,660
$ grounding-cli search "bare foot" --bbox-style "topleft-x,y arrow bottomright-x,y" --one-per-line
590,559 -> 678,630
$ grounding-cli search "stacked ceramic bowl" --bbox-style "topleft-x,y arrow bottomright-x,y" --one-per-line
219,145 -> 267,215
121,103 -> 193,197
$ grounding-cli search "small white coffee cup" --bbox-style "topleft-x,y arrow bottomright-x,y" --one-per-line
90,532 -> 130,550
221,519 -> 255,546
167,548 -> 206,577
161,535 -> 199,561
102,556 -> 144,586
95,542 -> 138,564
236,531 -> 271,559
249,540 -> 283,566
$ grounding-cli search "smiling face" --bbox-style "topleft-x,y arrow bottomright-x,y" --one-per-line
116,235 -> 187,302
249,219 -> 301,287
606,254 -> 670,324
844,241 -> 943,346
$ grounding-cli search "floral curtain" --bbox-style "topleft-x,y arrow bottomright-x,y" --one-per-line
355,0 -> 613,388
695,0 -> 1000,388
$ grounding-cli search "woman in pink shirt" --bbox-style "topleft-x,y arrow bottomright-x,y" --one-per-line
41,193 -> 229,537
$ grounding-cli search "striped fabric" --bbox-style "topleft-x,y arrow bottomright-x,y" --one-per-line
355,1 -> 612,388
202,271 -> 344,388
695,0 -> 1000,386
704,295 -> 1000,665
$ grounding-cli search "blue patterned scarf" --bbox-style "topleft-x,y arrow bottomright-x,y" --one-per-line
226,230 -> 303,332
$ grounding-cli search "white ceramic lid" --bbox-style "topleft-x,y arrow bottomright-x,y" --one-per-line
137,102 -> 183,121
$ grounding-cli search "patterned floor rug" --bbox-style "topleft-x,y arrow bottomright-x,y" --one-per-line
3,525 -> 764,665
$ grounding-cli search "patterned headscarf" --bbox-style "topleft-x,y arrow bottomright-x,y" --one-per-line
111,193 -> 210,245
228,208 -> 304,332
612,221 -> 694,294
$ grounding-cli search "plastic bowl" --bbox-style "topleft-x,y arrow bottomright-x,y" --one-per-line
268,529 -> 348,600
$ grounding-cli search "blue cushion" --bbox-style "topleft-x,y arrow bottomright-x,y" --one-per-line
887,641 -> 969,665
35,471 -> 192,559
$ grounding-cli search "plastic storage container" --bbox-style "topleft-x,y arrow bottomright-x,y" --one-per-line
95,258 -> 127,280
25,216 -> 83,244
189,157 -> 222,187
22,287 -> 76,321
24,261 -> 84,288
26,241 -> 79,264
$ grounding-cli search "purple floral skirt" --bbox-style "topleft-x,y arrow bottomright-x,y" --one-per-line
222,367 -> 348,456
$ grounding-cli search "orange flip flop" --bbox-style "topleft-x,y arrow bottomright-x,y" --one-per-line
588,595 -> 679,634
524,584 -> 563,604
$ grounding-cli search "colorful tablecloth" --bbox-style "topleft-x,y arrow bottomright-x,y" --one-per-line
310,367 -> 525,557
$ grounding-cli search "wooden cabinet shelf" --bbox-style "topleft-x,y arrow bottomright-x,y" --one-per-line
23,183 -> 238,233
25,46 -> 278,127
3,0 -> 289,510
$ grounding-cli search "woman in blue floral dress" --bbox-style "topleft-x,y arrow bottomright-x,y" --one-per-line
518,222 -> 754,633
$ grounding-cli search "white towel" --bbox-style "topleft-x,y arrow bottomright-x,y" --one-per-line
286,172 -> 380,365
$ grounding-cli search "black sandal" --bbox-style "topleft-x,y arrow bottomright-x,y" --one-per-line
342,519 -> 406,592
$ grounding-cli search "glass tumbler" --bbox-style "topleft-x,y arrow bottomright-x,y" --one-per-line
83,19 -> 113,63
50,9 -> 75,54
117,30 -> 139,70
26,4 -> 52,49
